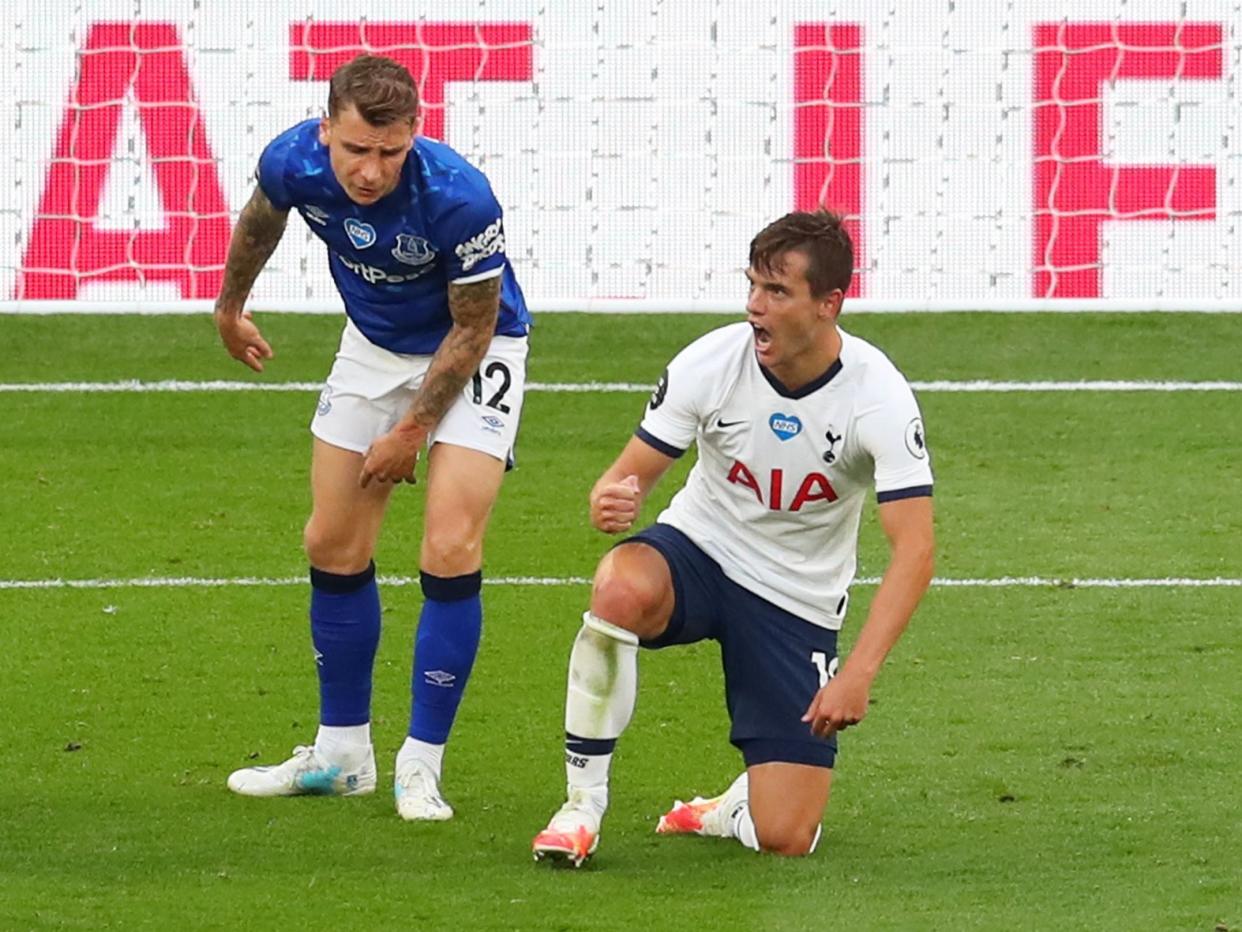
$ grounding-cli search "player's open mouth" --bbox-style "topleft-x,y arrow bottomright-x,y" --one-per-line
751,323 -> 772,351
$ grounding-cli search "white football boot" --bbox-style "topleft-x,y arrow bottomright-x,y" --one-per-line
227,745 -> 376,797
394,760 -> 454,822
656,771 -> 749,837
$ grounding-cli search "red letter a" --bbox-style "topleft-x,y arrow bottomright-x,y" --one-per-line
727,460 -> 765,506
19,23 -> 231,300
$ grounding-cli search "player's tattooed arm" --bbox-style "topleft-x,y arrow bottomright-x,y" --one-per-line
359,275 -> 500,487
214,187 -> 289,315
404,275 -> 502,428
213,187 -> 288,371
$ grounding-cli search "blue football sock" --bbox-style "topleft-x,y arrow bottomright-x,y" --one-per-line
310,562 -> 381,727
409,570 -> 483,744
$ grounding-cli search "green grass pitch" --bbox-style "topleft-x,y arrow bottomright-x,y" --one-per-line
0,312 -> 1238,930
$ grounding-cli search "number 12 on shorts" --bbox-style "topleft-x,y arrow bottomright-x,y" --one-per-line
811,650 -> 839,688
471,360 -> 512,412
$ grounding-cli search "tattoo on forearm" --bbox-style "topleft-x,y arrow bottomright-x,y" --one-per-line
407,276 -> 502,427
215,188 -> 289,310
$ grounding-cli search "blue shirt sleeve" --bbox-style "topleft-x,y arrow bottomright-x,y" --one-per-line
435,185 -> 508,283
255,137 -> 295,211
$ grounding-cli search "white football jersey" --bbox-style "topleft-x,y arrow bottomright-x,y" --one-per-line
637,322 -> 933,630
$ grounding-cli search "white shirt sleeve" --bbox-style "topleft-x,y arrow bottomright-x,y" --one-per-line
636,333 -> 721,456
856,375 -> 935,499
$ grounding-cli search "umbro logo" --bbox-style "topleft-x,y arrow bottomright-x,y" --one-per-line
424,670 -> 456,688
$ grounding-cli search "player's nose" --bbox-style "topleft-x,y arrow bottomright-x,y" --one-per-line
744,283 -> 765,317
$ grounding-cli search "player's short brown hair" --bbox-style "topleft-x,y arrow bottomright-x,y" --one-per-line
749,210 -> 854,298
328,55 -> 419,126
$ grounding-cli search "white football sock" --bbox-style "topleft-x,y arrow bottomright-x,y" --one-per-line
396,736 -> 445,780
808,824 -> 823,854
566,746 -> 613,793
314,723 -> 371,764
730,804 -> 761,851
717,772 -> 761,851
563,612 -> 639,797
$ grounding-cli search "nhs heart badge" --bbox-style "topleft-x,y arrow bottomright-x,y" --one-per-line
769,413 -> 803,441
344,218 -> 376,249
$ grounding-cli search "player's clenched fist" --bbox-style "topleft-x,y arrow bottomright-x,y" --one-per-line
590,474 -> 641,534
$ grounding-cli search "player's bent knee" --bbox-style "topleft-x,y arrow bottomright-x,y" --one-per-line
303,522 -> 373,575
590,566 -> 669,640
420,528 -> 483,577
755,821 -> 821,857
758,831 -> 818,858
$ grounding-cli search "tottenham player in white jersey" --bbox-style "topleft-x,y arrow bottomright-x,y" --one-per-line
532,211 -> 934,865
214,56 -> 530,821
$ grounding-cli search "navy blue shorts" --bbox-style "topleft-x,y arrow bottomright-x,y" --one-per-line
623,523 -> 839,768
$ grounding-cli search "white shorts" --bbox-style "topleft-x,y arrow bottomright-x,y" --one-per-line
311,319 -> 529,463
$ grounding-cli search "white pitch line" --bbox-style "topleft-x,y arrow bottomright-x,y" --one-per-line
0,575 -> 590,590
926,576 -> 1242,588
911,380 -> 1242,392
0,574 -> 1238,591
0,379 -> 1240,394
0,379 -> 651,393
512,379 -> 1242,394
0,380 -> 325,393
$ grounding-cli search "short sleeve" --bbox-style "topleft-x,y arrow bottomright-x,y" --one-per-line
855,378 -> 934,503
255,138 -> 294,211
635,336 -> 718,457
438,187 -> 508,284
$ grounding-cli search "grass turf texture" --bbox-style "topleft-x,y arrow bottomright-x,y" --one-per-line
0,312 -> 1238,930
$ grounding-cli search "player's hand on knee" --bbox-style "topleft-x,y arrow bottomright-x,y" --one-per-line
215,308 -> 274,373
359,428 -> 422,488
801,672 -> 871,738
591,474 -> 641,534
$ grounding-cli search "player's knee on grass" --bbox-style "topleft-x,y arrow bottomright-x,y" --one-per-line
589,549 -> 672,641
747,762 -> 831,856
754,817 -> 821,857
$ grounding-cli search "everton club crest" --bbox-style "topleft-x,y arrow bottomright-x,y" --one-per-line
392,233 -> 436,267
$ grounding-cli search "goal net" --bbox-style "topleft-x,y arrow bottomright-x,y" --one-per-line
2,1 -> 1238,312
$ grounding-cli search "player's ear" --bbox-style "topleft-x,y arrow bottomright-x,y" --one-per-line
821,289 -> 844,323
318,117 -> 331,147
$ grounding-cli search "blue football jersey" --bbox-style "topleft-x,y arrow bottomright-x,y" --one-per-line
256,120 -> 531,354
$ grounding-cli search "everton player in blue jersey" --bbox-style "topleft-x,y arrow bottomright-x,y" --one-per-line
215,55 -> 531,821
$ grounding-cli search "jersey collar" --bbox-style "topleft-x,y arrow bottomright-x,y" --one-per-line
757,356 -> 844,399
